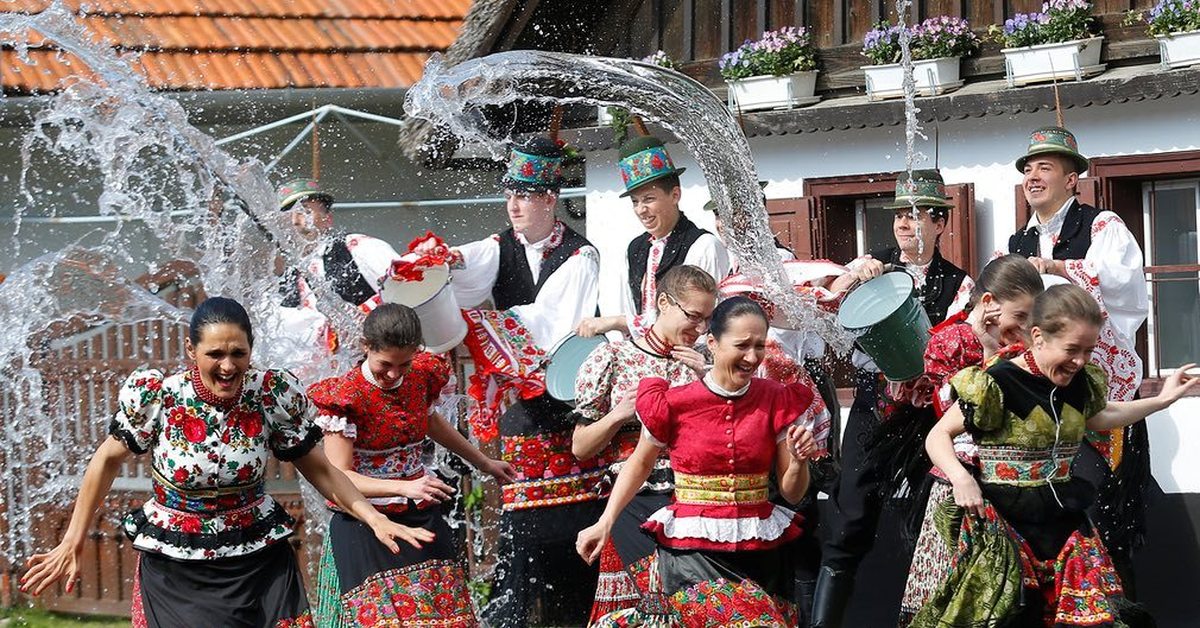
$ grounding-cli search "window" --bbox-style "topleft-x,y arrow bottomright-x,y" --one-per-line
856,197 -> 895,256
1142,180 -> 1200,376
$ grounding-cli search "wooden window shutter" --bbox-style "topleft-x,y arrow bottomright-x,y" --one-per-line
944,183 -> 977,277
1077,176 -> 1101,207
766,196 -> 821,260
1014,183 -> 1031,232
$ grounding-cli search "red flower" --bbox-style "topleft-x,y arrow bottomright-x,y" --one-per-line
173,468 -> 189,484
650,154 -> 665,170
239,411 -> 263,438
521,161 -> 535,177
433,592 -> 456,615
182,418 -> 207,443
547,453 -> 575,476
180,515 -> 202,534
503,317 -> 519,330
393,595 -> 418,618
167,407 -> 188,426
521,439 -> 545,461
236,464 -> 254,482
356,603 -> 379,626
995,462 -> 1020,481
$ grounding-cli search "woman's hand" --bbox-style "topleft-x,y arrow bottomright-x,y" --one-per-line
671,346 -> 707,376
479,458 -> 517,484
612,394 -> 638,424
787,425 -> 818,462
951,475 -> 986,518
368,514 -> 435,554
20,541 -> 83,596
395,475 -> 457,503
1158,363 -> 1199,406
970,303 -> 1003,358
575,519 -> 612,564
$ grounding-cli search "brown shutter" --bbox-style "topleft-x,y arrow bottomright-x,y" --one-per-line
1077,176 -> 1101,207
766,196 -> 820,260
943,183 -> 977,277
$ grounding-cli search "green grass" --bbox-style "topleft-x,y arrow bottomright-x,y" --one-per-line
0,607 -> 128,627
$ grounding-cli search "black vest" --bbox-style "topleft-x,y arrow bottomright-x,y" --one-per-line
869,246 -> 969,325
492,225 -> 593,310
1007,200 -> 1101,262
626,214 -> 710,314
279,234 -> 377,308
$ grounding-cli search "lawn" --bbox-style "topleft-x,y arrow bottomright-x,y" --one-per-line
0,607 -> 127,627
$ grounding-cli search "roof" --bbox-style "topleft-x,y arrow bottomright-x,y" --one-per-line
0,0 -> 471,94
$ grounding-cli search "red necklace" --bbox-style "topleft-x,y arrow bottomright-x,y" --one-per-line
1022,350 -> 1045,378
643,327 -> 674,357
189,363 -> 242,409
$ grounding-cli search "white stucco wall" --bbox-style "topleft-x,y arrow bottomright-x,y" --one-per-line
585,93 -> 1200,493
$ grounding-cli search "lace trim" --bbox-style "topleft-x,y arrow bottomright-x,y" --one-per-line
645,505 -> 798,543
314,414 -> 357,439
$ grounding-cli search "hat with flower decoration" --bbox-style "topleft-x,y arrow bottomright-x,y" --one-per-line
617,135 -> 686,197
277,178 -> 334,212
502,136 -> 565,193
703,181 -> 768,212
883,169 -> 954,210
1015,126 -> 1089,174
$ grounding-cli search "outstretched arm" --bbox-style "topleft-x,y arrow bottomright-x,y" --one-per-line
427,411 -> 515,483
575,435 -> 662,564
1088,365 -> 1198,431
22,436 -> 131,595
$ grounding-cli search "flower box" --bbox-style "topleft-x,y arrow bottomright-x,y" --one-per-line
861,57 -> 963,101
726,71 -> 819,111
1157,29 -> 1200,69
1001,36 -> 1105,86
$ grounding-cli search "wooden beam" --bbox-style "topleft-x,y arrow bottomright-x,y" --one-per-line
721,0 -> 732,51
684,0 -> 695,60
834,0 -> 845,45
757,0 -> 768,34
796,0 -> 806,26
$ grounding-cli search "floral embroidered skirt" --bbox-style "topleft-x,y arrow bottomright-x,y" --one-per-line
898,480 -> 960,626
132,541 -> 313,628
909,494 -> 1138,628
593,544 -> 798,628
315,509 -> 476,627
588,491 -> 670,625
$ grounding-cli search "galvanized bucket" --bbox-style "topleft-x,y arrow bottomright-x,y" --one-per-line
837,271 -> 932,382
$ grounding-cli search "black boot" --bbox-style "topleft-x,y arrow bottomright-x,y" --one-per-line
796,578 -> 818,628
809,566 -> 854,628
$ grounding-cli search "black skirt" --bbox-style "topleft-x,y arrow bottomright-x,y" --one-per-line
135,541 -> 310,628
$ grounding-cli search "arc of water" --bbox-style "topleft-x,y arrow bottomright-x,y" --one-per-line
404,51 -> 851,352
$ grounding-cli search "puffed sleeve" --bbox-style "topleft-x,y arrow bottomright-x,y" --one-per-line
413,352 -> 453,408
950,366 -> 1006,435
109,368 -> 165,455
925,322 -> 983,417
572,342 -> 618,425
774,381 -> 817,443
261,369 -> 322,461
307,374 -> 357,440
635,378 -> 672,447
1081,363 -> 1109,419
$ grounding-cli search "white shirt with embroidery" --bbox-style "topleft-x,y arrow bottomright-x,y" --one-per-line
451,222 -> 600,350
619,231 -> 730,337
1022,198 -> 1148,400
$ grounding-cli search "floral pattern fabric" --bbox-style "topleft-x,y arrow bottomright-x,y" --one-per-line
110,367 -> 320,561
340,559 -> 476,627
500,430 -> 607,510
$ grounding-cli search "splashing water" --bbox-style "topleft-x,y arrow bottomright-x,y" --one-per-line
0,4 -> 380,563
895,0 -> 930,258
404,51 -> 854,354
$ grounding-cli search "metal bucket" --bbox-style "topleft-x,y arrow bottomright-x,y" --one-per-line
545,333 -> 608,404
379,262 -> 468,354
837,272 -> 931,381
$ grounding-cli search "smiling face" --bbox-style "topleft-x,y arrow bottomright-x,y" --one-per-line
362,343 -> 419,389
655,288 -> 716,347
186,323 -> 252,400
892,208 -> 944,258
707,313 -> 768,390
983,291 -> 1037,346
504,189 -> 557,238
1030,320 -> 1099,387
1022,155 -> 1078,216
629,182 -> 682,239
289,197 -> 334,240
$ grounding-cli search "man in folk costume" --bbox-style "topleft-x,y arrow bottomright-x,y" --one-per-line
413,136 -> 603,627
273,178 -> 400,358
1006,126 -> 1149,592
578,135 -> 729,338
811,170 -> 974,628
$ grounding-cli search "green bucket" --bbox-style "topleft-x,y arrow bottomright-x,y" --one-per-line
837,272 -> 932,382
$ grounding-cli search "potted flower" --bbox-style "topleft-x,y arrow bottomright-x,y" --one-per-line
993,0 -> 1105,86
1138,0 -> 1200,68
861,17 -> 978,101
598,50 -> 679,126
720,26 -> 820,111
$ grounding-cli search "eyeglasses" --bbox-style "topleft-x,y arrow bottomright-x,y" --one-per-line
664,293 -> 709,329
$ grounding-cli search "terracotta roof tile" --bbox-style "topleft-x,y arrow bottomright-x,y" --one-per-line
1,1 -> 466,93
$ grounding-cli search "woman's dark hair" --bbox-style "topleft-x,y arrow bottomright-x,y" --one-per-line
710,296 -> 768,339
190,297 -> 253,347
363,303 -> 423,351
1033,284 -> 1103,336
968,254 -> 1044,310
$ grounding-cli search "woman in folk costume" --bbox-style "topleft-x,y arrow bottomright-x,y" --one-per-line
309,304 -> 514,627
577,296 -> 823,627
21,298 -> 427,628
571,265 -> 717,624
912,285 -> 1198,627
897,254 -> 1044,625
1005,126 -> 1149,591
